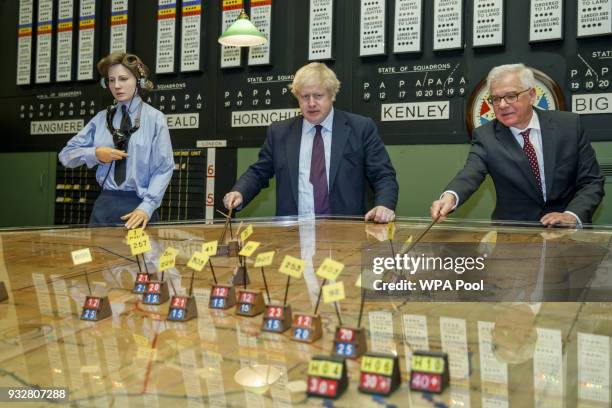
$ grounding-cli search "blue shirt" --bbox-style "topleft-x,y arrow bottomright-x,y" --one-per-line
59,95 -> 174,218
298,108 -> 334,216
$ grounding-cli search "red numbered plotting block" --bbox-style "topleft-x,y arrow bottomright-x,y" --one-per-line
85,297 -> 100,309
359,373 -> 391,394
212,286 -> 228,297
265,306 -> 284,318
171,296 -> 187,308
410,372 -> 443,393
147,282 -> 161,293
336,327 -> 355,342
307,377 -> 338,398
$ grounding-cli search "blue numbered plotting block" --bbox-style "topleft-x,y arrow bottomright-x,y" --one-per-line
261,304 -> 292,333
132,273 -> 149,294
142,281 -> 169,305
290,313 -> 322,343
167,295 -> 197,322
332,326 -> 367,359
235,290 -> 264,317
80,296 -> 112,321
208,284 -> 236,310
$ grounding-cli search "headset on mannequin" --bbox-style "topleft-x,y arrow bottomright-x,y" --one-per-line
100,61 -> 148,89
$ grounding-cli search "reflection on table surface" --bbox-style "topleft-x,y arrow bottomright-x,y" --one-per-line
0,217 -> 610,407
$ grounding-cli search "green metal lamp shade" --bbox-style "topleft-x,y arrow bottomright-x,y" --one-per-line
218,10 -> 267,47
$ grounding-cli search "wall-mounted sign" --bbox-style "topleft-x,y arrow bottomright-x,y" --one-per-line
248,0 -> 272,66
77,0 -> 97,80
472,0 -> 504,47
577,0 -> 612,38
359,0 -> 386,56
308,0 -> 334,60
529,0 -> 563,42
156,0 -> 177,73
56,0 -> 74,82
17,0 -> 34,85
393,0 -> 423,53
35,0 -> 54,84
110,0 -> 129,53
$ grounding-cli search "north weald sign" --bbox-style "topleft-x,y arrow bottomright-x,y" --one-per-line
29,113 -> 200,135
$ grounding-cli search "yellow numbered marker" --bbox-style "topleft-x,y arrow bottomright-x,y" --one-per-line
201,240 -> 218,256
127,227 -> 145,243
361,355 -> 393,376
159,253 -> 176,271
71,248 -> 92,265
387,223 -> 396,240
411,354 -> 445,374
316,258 -> 345,280
254,251 -> 275,268
400,235 -> 414,254
278,255 -> 305,279
355,275 -> 362,288
238,241 -> 260,257
187,251 -> 209,272
162,247 -> 179,258
240,224 -> 254,242
322,281 -> 345,303
130,234 -> 152,256
308,360 -> 343,380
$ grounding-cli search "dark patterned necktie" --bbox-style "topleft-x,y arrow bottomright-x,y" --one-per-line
310,125 -> 330,214
520,129 -> 542,194
114,105 -> 131,185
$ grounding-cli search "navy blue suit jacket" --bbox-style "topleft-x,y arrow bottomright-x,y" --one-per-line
233,110 -> 398,216
447,109 -> 604,223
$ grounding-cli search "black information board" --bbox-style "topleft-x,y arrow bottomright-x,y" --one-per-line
0,0 -> 610,151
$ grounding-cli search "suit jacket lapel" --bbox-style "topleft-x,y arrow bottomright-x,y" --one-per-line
285,117 -> 302,208
494,120 -> 544,203
329,110 -> 349,191
539,110 -> 557,200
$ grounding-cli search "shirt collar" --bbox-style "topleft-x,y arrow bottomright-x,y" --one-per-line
303,107 -> 335,134
510,109 -> 541,137
118,94 -> 142,115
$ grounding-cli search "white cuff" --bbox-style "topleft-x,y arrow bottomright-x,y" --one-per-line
441,190 -> 459,210
564,211 -> 582,228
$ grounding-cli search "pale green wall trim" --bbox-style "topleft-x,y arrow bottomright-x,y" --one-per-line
235,141 -> 612,225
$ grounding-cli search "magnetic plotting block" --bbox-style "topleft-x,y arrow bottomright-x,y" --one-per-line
217,240 -> 240,257
0,281 -> 7,302
167,295 -> 198,322
142,281 -> 170,305
409,351 -> 450,394
235,289 -> 265,317
80,295 -> 112,321
332,326 -> 367,359
209,284 -> 236,309
291,313 -> 322,343
231,265 -> 250,286
358,352 -> 401,396
306,355 -> 348,399
261,304 -> 292,333
132,273 -> 149,294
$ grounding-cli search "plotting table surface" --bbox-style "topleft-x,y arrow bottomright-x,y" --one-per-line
0,217 -> 611,407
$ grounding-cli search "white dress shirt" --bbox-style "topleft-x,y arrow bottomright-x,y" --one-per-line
298,108 -> 334,217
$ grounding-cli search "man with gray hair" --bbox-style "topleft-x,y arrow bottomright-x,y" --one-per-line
431,63 -> 604,226
224,62 -> 398,222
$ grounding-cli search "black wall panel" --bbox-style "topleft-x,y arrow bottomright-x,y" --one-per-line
1,0 -> 611,153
